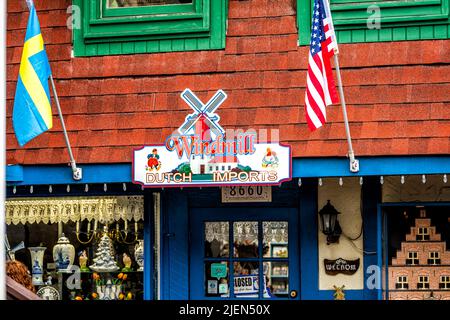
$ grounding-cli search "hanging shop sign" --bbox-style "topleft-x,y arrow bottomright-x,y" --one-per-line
324,258 -> 360,276
221,186 -> 272,203
133,89 -> 291,188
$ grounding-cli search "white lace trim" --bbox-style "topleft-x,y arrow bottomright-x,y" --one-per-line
5,196 -> 144,225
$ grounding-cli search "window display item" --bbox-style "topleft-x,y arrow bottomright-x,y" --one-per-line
122,253 -> 133,272
134,240 -> 144,271
90,227 -> 120,272
53,233 -> 75,271
37,286 -> 60,300
29,246 -> 46,285
78,250 -> 90,272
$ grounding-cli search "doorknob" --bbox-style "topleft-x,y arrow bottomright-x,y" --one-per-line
289,290 -> 298,298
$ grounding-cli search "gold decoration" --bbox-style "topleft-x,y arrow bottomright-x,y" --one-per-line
333,285 -> 346,300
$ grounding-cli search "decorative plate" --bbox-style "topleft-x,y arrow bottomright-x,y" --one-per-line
37,286 -> 60,300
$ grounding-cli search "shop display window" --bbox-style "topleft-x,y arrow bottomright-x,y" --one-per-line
384,206 -> 450,300
5,196 -> 145,301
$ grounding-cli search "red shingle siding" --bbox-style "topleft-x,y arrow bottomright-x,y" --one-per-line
6,0 -> 450,164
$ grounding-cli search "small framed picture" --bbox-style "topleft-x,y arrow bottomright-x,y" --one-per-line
272,245 -> 288,258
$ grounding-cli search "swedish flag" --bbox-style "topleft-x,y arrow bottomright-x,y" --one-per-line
13,3 -> 52,146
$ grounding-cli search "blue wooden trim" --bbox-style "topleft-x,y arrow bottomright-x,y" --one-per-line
293,156 -> 450,178
376,204 -> 383,300
7,156 -> 450,186
161,190 -> 189,300
299,178 -> 321,300
143,191 -> 153,300
6,164 -> 132,185
6,165 -> 23,182
362,176 -> 381,300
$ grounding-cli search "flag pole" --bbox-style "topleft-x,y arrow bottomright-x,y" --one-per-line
322,0 -> 359,173
26,0 -> 82,180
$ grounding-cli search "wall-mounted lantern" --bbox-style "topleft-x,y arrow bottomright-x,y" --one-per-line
318,200 -> 342,245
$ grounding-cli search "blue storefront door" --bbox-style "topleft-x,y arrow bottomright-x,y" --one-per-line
189,207 -> 300,300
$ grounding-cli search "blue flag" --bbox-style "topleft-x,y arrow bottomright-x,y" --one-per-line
13,3 -> 53,146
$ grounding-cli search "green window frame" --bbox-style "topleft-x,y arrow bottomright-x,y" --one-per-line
73,0 -> 228,56
297,0 -> 450,45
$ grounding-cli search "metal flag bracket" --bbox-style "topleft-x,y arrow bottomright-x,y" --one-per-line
323,0 -> 360,173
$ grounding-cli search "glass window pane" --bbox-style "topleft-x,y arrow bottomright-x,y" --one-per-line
233,262 -> 259,298
264,262 -> 289,298
205,261 -> 229,297
205,222 -> 229,258
108,0 -> 192,7
233,222 -> 259,258
263,221 -> 288,258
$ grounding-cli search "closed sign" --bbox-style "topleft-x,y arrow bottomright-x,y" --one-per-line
234,275 -> 259,294
221,186 -> 272,203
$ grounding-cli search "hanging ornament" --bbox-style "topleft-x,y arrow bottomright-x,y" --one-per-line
84,184 -> 89,192
339,177 -> 343,186
380,176 -> 384,185
66,185 -> 70,193
123,183 -> 127,191
400,175 -> 405,184
298,178 -> 302,187
359,177 -> 363,185
422,174 -> 426,184
104,183 -> 107,192
444,174 -> 448,184
13,186 -> 16,194
30,185 -> 34,194
49,185 -> 53,193
318,178 -> 323,186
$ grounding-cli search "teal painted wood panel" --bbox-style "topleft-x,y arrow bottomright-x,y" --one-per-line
73,0 -> 228,57
297,0 -> 450,45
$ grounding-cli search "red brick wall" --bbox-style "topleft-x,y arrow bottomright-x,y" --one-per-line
6,0 -> 450,164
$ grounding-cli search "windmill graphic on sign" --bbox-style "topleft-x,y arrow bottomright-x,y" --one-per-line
178,89 -> 226,138
178,89 -> 238,175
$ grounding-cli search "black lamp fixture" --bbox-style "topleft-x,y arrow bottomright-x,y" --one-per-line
318,200 -> 342,245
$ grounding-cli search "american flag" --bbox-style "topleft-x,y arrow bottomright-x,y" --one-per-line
305,0 -> 339,131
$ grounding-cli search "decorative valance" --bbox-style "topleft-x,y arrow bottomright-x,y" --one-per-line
5,196 -> 144,225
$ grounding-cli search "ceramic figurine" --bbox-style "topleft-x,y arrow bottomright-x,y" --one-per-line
90,227 -> 119,272
78,250 -> 90,272
53,233 -> 75,272
122,253 -> 133,272
134,240 -> 144,271
29,246 -> 46,285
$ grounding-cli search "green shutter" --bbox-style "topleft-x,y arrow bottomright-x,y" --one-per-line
298,0 -> 450,45
73,0 -> 228,56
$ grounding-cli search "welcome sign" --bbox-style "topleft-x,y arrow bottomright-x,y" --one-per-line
133,89 -> 291,188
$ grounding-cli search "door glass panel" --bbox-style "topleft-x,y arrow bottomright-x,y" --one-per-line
233,262 -> 259,297
205,222 -> 229,258
263,221 -> 288,258
205,261 -> 229,297
233,221 -> 259,258
264,261 -> 289,298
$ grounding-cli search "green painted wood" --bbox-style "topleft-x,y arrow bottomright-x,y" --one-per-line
73,0 -> 228,57
134,41 -> 147,54
393,27 -> 407,41
184,38 -> 198,51
379,28 -> 393,42
297,0 -> 450,45
406,26 -> 421,40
